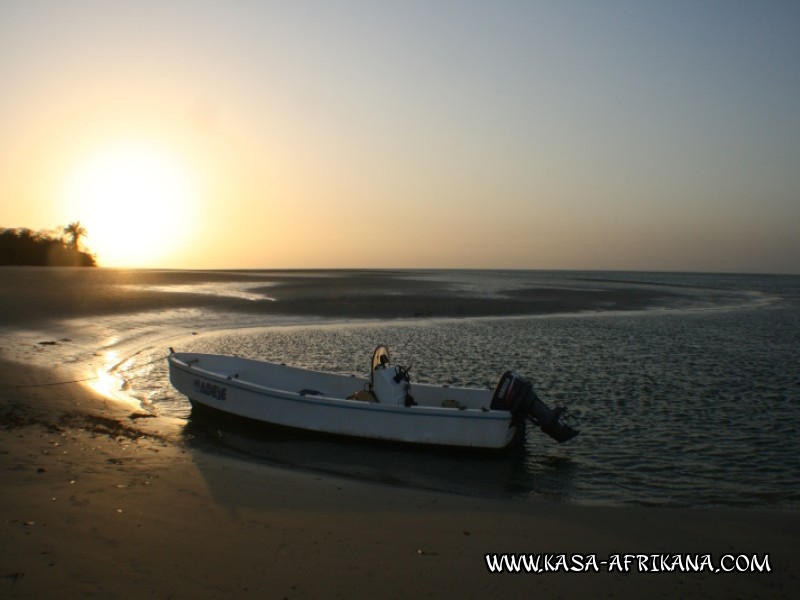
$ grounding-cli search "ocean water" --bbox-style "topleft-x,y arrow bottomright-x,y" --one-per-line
5,270 -> 799,508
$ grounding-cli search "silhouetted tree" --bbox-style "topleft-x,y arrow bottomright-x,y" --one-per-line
0,225 -> 96,267
63,221 -> 87,250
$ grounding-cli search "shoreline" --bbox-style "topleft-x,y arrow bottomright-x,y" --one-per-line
2,268 -> 798,597
2,359 -> 799,597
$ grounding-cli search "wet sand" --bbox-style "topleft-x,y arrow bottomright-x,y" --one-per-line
1,268 -> 798,598
0,267 -> 691,326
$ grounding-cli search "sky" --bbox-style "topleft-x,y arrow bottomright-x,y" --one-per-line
1,0 -> 799,273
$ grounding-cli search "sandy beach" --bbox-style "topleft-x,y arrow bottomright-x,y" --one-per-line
0,267 -> 699,326
2,268 -> 798,598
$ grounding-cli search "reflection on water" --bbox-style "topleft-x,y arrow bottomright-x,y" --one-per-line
86,348 -> 128,402
183,404 -> 578,502
123,282 -> 277,302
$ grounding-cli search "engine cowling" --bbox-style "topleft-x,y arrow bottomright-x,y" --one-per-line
492,371 -> 579,443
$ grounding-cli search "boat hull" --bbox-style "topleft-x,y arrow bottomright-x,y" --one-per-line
168,353 -> 519,450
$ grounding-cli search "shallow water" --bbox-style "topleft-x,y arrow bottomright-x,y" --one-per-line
4,270 -> 799,508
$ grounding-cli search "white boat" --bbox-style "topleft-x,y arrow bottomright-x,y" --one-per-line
167,345 -> 578,450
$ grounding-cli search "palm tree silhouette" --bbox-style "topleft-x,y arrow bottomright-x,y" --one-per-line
63,221 -> 87,250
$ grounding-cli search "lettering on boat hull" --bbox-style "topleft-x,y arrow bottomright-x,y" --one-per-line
194,378 -> 227,401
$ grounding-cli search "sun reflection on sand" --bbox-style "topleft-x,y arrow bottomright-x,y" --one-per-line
124,282 -> 276,302
86,348 -> 141,409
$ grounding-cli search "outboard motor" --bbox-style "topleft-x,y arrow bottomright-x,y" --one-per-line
492,371 -> 579,443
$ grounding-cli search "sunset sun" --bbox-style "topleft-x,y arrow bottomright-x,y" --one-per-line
64,139 -> 198,267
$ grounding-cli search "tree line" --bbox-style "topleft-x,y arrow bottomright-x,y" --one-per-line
0,222 -> 97,267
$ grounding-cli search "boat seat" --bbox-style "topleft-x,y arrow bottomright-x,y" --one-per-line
347,390 -> 378,403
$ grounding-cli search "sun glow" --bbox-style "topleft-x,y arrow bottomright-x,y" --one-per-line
64,139 -> 199,267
